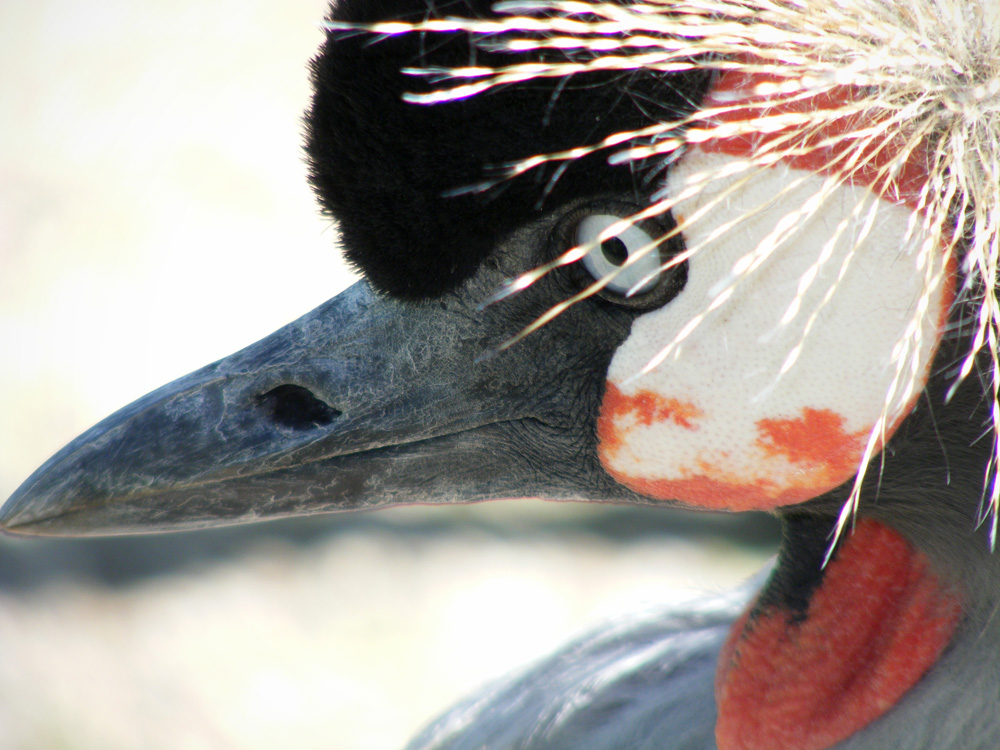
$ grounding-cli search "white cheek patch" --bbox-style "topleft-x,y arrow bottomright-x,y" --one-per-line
597,147 -> 952,511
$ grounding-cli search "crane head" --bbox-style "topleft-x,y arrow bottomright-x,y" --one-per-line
3,2 -> 1000,748
1,0 -> 979,538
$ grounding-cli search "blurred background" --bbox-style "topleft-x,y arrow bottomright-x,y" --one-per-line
0,1 -> 779,748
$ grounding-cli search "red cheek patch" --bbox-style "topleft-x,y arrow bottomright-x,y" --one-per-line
598,383 -> 702,454
599,399 -> 875,511
598,459 -> 854,511
756,407 -> 868,487
598,470 -> 780,511
715,519 -> 963,750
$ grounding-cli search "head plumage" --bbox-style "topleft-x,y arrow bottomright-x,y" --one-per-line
324,0 -> 1000,549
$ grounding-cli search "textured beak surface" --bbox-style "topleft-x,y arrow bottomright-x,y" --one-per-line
0,282 -> 517,534
0,270 -> 635,536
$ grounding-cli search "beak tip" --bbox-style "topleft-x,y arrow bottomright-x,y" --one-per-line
0,490 -> 51,536
0,470 -> 89,537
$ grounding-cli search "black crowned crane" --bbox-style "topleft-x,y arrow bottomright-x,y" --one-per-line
4,0 -> 1000,748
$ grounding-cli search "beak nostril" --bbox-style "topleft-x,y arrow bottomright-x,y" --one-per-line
255,384 -> 342,430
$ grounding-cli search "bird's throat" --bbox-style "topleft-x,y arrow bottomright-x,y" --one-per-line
714,517 -> 963,750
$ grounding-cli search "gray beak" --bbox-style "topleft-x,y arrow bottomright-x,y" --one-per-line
1,275 -> 638,536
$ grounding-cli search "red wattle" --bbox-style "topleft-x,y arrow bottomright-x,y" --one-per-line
715,519 -> 963,750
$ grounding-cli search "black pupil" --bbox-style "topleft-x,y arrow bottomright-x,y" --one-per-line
601,236 -> 629,266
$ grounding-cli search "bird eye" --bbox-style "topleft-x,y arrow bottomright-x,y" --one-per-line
577,215 -> 662,296
555,202 -> 688,311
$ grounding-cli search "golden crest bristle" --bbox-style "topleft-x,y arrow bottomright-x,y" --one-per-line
325,0 -> 1000,547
